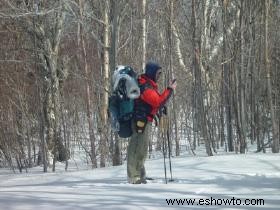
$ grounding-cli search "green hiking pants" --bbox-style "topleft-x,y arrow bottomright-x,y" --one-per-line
127,122 -> 151,183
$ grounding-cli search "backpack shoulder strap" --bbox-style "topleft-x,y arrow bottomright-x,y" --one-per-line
139,81 -> 152,94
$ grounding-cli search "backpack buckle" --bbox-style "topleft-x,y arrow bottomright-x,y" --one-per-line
136,119 -> 147,133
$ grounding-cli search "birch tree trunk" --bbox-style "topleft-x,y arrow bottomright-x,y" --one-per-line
141,0 -> 147,70
110,0 -> 121,166
29,1 -> 68,170
100,0 -> 110,167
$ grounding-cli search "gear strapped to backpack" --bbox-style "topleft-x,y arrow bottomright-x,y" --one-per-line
109,66 -> 140,138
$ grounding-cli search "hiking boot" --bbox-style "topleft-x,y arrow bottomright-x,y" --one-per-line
129,178 -> 147,184
134,179 -> 147,184
134,179 -> 142,184
141,179 -> 147,184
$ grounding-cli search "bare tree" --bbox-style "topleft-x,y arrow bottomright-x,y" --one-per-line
264,0 -> 279,153
78,0 -> 97,168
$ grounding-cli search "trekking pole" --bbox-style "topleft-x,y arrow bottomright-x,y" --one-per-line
160,117 -> 168,184
162,132 -> 167,184
166,122 -> 174,182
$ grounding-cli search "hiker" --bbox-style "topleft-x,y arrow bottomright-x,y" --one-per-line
127,61 -> 177,184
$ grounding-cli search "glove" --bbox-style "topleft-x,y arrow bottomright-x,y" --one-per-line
158,106 -> 167,117
161,106 -> 167,115
169,79 -> 177,90
154,114 -> 160,127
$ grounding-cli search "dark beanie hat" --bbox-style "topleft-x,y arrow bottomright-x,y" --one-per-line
145,61 -> 162,81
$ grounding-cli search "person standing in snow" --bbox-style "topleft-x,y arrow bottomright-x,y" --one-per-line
127,61 -> 177,184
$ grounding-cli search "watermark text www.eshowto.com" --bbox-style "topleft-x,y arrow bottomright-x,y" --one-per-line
165,197 -> 264,206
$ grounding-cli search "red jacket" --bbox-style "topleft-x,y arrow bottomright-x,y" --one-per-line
138,75 -> 173,122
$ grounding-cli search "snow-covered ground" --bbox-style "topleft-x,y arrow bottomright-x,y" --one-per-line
0,152 -> 279,210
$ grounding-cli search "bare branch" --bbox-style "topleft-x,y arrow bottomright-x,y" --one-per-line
91,31 -> 106,48
0,9 -> 56,18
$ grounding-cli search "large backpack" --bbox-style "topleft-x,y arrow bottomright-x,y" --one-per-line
109,66 -> 140,138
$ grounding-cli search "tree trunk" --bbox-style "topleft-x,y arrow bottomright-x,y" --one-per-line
220,70 -> 225,149
34,1 -> 67,170
43,50 -> 60,170
100,0 -> 110,167
167,0 -> 179,156
191,0 -> 198,151
110,0 -> 121,166
222,1 -> 234,152
192,0 -> 213,156
264,0 -> 279,153
238,0 -> 247,153
200,1 -> 213,156
141,0 -> 147,70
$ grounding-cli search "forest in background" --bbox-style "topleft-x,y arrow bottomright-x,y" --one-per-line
0,0 -> 279,173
